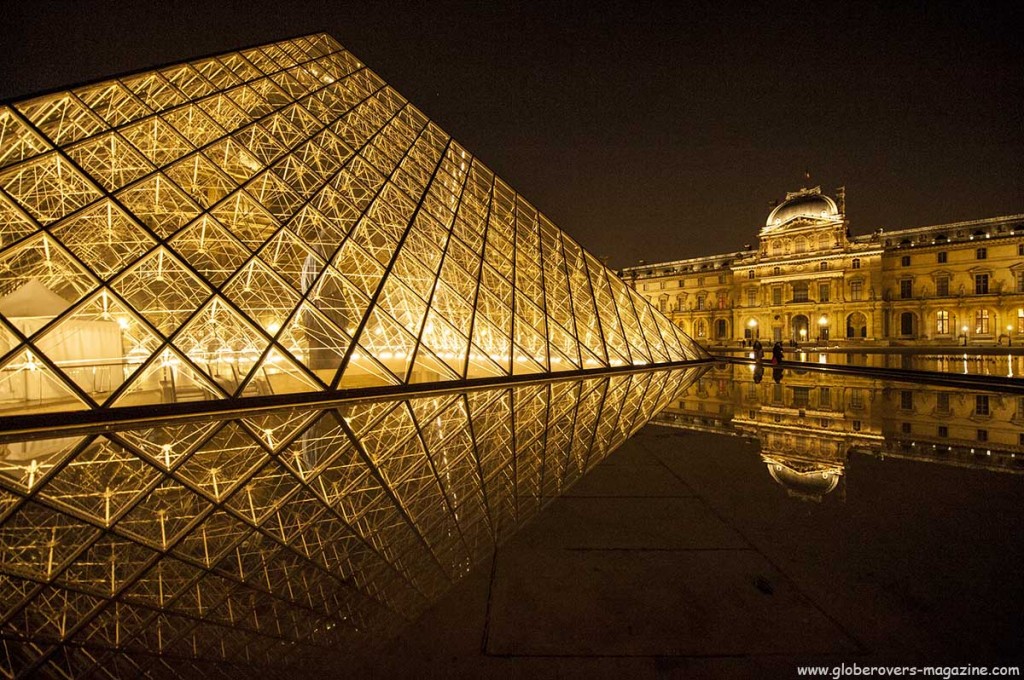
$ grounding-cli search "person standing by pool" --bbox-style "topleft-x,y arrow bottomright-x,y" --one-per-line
752,339 -> 764,363
771,341 -> 784,365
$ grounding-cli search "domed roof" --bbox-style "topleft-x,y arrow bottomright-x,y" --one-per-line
764,460 -> 842,501
765,187 -> 840,230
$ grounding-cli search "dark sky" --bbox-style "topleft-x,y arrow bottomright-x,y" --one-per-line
2,0 -> 1021,268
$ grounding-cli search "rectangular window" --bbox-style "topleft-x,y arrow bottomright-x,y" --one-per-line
937,251 -> 947,264
977,429 -> 988,442
850,389 -> 864,410
747,289 -> 757,306
852,258 -> 861,269
975,309 -> 990,334
793,282 -> 809,302
819,387 -> 831,408
1019,244 -> 1024,257
718,273 -> 727,284
1017,272 -> 1024,293
772,287 -> 782,305
975,273 -> 989,295
1019,308 -> 1024,334
793,387 -> 810,408
697,295 -> 705,311
850,280 -> 863,301
660,281 -> 666,290
772,384 -> 783,403
697,277 -> 704,286
938,425 -> 948,438
901,422 -> 912,434
819,283 -> 830,302
976,395 -> 990,416
976,247 -> 987,260
936,310 -> 949,335
852,419 -> 862,431
678,280 -> 684,287
899,279 -> 913,299
936,275 -> 949,296
718,294 -> 728,309
900,390 -> 913,410
901,255 -> 911,267
936,392 -> 950,414
748,270 -> 755,280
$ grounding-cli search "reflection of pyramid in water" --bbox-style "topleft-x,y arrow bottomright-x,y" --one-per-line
0,33 -> 706,415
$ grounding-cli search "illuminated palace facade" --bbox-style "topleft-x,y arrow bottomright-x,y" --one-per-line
621,187 -> 1024,347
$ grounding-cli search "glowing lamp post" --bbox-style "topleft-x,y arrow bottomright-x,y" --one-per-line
960,325 -> 969,347
818,315 -> 829,343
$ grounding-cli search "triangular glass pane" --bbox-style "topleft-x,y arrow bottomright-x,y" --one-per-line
164,152 -> 236,209
0,190 -> 41,252
119,116 -> 193,167
221,258 -> 301,331
0,106 -> 52,170
65,132 -> 155,192
110,246 -> 213,336
0,233 -> 98,315
0,348 -> 89,414
112,345 -> 225,407
277,301 -> 351,380
237,344 -> 321,397
169,214 -> 251,287
0,153 -> 102,225
115,172 -> 201,239
114,420 -> 220,472
210,190 -> 280,251
33,289 -> 162,403
170,297 -> 269,396
50,200 -> 157,281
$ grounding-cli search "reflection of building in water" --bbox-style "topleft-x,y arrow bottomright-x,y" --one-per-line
622,186 -> 1024,349
0,367 -> 702,677
655,363 -> 1023,501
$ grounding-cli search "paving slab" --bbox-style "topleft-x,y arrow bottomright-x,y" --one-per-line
486,546 -> 859,657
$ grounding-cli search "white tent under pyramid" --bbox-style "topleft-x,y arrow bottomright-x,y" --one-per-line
0,33 -> 707,415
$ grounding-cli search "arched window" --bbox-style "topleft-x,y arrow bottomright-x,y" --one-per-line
936,310 -> 949,335
818,233 -> 831,250
846,312 -> 867,338
852,258 -> 861,269
795,237 -> 807,253
772,240 -> 782,255
696,320 -> 707,338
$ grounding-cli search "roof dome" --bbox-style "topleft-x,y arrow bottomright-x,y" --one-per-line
765,187 -> 840,229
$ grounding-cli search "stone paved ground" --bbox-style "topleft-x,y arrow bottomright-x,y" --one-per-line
348,426 -> 1024,679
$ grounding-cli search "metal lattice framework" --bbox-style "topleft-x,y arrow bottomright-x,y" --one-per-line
0,33 -> 706,419
0,366 -> 704,677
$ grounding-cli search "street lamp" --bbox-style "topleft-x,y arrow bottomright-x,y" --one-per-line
1007,324 -> 1014,347
960,324 -> 969,347
818,315 -> 828,343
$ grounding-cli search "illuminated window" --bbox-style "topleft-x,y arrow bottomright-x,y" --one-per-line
936,310 -> 949,335
850,389 -> 864,409
773,266 -> 781,275
697,295 -> 705,310
795,237 -> 806,253
1016,272 -> 1024,293
696,320 -> 706,337
975,309 -> 990,334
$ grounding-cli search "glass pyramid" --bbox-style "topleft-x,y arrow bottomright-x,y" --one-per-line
0,367 -> 705,677
0,33 -> 706,417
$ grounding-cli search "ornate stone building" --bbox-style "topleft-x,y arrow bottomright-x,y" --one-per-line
621,187 -> 1024,347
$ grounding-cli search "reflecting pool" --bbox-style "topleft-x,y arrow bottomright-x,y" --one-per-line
1,362 -> 1021,677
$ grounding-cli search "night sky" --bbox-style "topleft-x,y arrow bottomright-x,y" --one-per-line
2,0 -> 1021,268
